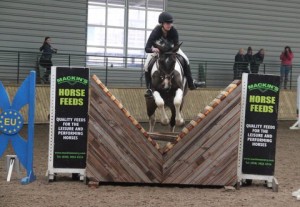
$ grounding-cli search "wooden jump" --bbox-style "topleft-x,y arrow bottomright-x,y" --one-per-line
86,75 -> 242,186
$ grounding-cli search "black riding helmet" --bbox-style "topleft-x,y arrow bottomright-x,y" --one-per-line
158,12 -> 173,24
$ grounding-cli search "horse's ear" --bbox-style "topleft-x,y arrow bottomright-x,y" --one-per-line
173,42 -> 183,52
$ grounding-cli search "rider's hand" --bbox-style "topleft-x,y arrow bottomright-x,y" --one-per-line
152,47 -> 159,53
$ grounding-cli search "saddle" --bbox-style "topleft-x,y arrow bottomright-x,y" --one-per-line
176,54 -> 187,70
146,54 -> 187,73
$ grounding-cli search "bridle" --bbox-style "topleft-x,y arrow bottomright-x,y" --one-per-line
157,53 -> 176,91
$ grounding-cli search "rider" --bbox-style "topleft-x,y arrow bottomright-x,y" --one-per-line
144,11 -> 203,97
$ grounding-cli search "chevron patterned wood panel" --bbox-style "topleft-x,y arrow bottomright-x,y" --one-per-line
86,75 -> 242,186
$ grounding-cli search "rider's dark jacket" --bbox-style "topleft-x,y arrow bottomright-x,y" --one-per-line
40,42 -> 56,60
145,25 -> 179,53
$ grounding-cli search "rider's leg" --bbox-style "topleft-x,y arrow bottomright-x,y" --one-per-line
145,71 -> 152,97
177,49 -> 205,89
144,53 -> 156,97
184,64 -> 196,90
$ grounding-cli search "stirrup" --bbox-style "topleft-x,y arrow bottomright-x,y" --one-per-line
188,84 -> 196,90
193,80 -> 206,88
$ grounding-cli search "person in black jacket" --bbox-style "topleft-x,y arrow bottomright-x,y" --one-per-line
39,37 -> 57,82
233,48 -> 248,80
245,46 -> 253,71
143,12 -> 203,97
251,48 -> 265,74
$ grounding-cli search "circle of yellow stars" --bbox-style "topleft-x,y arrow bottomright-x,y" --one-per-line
0,110 -> 24,135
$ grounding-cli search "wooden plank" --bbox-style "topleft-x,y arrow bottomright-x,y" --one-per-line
167,114 -> 240,184
161,86 -> 241,185
87,80 -> 163,183
89,81 -> 162,161
87,123 -> 141,182
163,112 -> 240,185
148,132 -> 177,142
188,129 -> 240,185
88,118 -> 160,182
163,85 -> 241,163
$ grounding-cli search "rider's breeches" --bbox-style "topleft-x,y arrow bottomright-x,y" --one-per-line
144,53 -> 157,72
177,48 -> 189,65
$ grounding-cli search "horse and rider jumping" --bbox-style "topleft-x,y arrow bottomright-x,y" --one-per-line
144,11 -> 204,98
144,12 -> 205,132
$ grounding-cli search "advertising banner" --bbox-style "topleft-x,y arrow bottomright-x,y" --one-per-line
52,67 -> 89,169
241,74 -> 280,176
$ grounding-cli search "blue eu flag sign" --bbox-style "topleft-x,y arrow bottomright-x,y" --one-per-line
0,71 -> 36,184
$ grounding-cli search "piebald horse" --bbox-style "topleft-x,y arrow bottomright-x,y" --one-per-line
145,40 -> 188,132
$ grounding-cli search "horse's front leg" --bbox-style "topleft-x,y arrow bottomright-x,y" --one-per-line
153,91 -> 169,125
149,114 -> 156,132
174,88 -> 184,126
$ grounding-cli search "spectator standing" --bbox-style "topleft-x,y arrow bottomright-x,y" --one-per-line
39,37 -> 57,83
245,46 -> 253,72
233,48 -> 248,79
251,48 -> 265,74
280,46 -> 294,89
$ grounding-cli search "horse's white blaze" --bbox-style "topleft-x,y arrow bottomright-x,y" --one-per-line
153,91 -> 169,125
163,78 -> 169,89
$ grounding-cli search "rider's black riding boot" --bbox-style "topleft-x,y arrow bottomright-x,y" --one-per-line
184,64 -> 197,90
144,71 -> 152,97
184,64 -> 206,89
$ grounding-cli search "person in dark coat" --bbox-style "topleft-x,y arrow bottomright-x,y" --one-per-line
233,48 -> 248,80
251,48 -> 265,74
39,37 -> 57,82
245,46 -> 253,70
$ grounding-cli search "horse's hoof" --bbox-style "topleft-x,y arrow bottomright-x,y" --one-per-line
176,119 -> 185,126
161,119 -> 169,126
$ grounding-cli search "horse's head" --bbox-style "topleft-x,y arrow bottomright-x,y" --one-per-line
153,40 -> 183,91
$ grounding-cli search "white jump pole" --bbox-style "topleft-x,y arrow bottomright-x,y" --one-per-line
290,75 -> 300,130
6,155 -> 21,182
